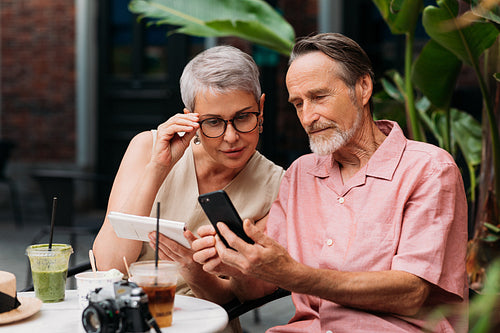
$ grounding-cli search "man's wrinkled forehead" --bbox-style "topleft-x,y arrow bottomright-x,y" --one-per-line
286,52 -> 343,84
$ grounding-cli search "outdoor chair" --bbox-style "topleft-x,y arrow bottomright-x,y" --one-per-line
0,139 -> 23,228
223,287 -> 291,322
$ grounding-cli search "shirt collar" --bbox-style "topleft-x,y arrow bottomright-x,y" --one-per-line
308,120 -> 406,181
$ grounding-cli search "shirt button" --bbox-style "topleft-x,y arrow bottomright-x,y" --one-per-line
326,239 -> 334,246
338,197 -> 345,204
326,330 -> 333,333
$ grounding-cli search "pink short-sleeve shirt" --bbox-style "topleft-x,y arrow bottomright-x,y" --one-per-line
267,120 -> 468,333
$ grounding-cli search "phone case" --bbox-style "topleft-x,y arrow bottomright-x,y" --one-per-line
198,190 -> 254,247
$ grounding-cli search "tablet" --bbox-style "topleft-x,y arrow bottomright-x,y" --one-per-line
107,211 -> 190,248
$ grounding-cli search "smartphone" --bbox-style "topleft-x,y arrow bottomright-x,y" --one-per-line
198,190 -> 254,247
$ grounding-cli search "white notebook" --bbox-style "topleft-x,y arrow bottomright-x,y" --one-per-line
108,211 -> 190,248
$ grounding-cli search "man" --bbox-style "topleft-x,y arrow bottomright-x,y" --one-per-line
193,33 -> 468,332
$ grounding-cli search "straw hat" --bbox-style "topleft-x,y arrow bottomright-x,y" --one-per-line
0,271 -> 42,325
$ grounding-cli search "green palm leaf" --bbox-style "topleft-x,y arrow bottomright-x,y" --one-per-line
423,0 -> 499,66
128,0 -> 295,55
412,39 -> 462,109
469,0 -> 500,24
372,0 -> 423,34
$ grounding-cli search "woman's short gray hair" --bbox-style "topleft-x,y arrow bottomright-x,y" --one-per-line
180,45 -> 261,111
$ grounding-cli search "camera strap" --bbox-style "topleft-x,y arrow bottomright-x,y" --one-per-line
146,314 -> 161,333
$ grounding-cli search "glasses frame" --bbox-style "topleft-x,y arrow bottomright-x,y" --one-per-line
199,112 -> 261,138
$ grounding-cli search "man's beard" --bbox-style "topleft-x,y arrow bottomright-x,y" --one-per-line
306,106 -> 363,156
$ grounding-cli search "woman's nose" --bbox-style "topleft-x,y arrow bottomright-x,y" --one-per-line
223,122 -> 239,142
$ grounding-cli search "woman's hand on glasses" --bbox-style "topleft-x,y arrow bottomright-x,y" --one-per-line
151,110 -> 199,169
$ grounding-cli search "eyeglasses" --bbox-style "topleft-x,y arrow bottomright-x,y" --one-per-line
199,112 -> 260,138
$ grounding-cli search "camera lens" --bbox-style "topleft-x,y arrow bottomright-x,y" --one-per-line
82,306 -> 102,333
82,302 -> 120,333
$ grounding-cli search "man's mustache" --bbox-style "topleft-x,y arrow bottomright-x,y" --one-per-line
306,121 -> 337,135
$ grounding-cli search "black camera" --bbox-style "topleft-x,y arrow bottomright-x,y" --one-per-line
81,280 -> 161,333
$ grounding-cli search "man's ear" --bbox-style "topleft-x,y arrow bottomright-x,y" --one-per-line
358,75 -> 373,107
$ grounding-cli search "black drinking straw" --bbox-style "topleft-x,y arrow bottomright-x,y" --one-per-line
155,202 -> 160,268
48,197 -> 57,250
154,202 -> 160,286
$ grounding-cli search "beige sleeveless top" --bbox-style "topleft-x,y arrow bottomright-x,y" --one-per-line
138,130 -> 284,296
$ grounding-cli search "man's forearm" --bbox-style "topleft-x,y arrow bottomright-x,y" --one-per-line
230,275 -> 278,302
182,265 -> 235,304
278,263 -> 431,316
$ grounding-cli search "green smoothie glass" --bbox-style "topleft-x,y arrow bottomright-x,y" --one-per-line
26,244 -> 73,302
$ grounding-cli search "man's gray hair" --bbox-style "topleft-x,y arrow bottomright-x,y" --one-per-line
180,45 -> 261,111
289,33 -> 374,89
289,33 -> 375,112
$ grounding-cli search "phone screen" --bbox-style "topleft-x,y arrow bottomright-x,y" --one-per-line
198,190 -> 254,247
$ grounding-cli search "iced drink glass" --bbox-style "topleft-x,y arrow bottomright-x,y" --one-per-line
26,244 -> 73,303
129,260 -> 178,328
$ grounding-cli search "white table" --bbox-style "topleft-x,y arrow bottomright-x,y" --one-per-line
1,290 -> 228,333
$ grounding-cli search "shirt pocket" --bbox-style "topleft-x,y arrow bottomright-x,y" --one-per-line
337,205 -> 402,271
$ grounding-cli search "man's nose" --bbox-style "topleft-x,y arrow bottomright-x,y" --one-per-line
300,102 -> 319,126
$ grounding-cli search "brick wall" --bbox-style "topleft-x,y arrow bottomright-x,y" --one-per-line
1,0 -> 76,162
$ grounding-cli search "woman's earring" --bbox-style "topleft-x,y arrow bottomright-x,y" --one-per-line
194,133 -> 201,145
259,121 -> 263,133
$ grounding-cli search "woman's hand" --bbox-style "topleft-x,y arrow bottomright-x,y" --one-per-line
151,110 -> 199,168
148,229 -> 199,270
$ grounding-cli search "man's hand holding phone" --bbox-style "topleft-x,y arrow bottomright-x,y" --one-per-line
196,190 -> 299,287
198,190 -> 254,248
193,215 -> 296,290
192,220 -> 283,302
191,224 -> 246,278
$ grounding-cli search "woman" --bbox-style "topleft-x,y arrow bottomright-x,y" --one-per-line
92,45 -> 284,330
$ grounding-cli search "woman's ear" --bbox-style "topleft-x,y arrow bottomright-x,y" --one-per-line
259,93 -> 266,113
258,94 -> 265,130
183,108 -> 191,114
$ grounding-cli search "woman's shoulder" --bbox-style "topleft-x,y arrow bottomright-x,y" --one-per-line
130,130 -> 154,147
122,130 -> 154,162
249,151 -> 285,178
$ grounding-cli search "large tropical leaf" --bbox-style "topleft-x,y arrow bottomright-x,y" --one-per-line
380,76 -> 405,102
372,0 -> 423,34
417,102 -> 446,148
372,70 -> 408,132
412,39 -> 462,108
418,104 -> 481,165
422,0 -> 499,66
372,90 -> 407,126
418,104 -> 482,200
470,0 -> 500,25
128,0 -> 295,55
451,108 -> 482,169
